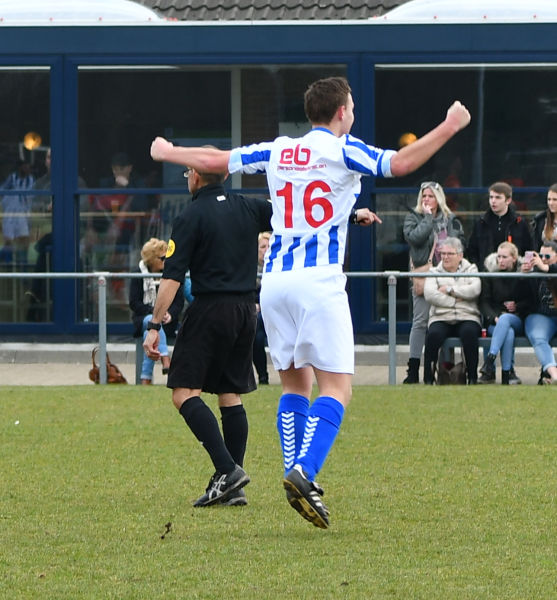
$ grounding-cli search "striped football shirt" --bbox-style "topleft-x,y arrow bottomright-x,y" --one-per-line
228,127 -> 395,273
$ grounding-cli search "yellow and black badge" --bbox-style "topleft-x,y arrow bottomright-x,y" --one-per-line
166,239 -> 176,258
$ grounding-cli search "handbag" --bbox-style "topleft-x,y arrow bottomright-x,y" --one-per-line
436,360 -> 467,385
411,262 -> 431,296
88,347 -> 128,384
410,234 -> 437,296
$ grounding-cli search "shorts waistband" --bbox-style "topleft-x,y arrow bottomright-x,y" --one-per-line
193,292 -> 256,304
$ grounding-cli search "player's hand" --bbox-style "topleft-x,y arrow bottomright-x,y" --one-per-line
150,137 -> 173,161
355,208 -> 382,226
143,329 -> 161,360
445,101 -> 471,133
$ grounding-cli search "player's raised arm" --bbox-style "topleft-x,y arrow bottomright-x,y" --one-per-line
390,101 -> 471,177
150,136 -> 231,173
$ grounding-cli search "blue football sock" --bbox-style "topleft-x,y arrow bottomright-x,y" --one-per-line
296,396 -> 344,481
276,393 -> 309,476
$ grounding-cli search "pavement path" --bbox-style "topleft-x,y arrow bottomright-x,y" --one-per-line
0,361 -> 412,386
0,343 -> 545,386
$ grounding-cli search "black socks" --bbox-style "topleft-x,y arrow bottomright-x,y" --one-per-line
220,404 -> 248,468
179,396 -> 235,473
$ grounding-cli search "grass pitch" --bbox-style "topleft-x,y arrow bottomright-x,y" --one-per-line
1,385 -> 556,599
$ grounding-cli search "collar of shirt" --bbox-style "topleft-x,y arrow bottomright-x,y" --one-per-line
191,183 -> 226,202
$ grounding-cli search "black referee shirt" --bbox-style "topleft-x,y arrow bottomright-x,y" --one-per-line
163,183 -> 272,296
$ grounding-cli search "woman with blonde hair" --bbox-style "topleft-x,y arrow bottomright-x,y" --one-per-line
532,183 -> 557,250
478,241 -> 534,384
129,237 -> 184,384
402,181 -> 465,383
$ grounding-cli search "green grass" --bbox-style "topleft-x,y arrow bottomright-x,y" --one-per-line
1,385 -> 556,599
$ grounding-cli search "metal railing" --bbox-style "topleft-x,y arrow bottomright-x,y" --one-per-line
0,271 -> 153,384
352,270 -> 555,384
0,269 -> 554,384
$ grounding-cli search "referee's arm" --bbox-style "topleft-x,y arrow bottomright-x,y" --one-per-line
143,278 -> 181,360
151,278 -> 180,324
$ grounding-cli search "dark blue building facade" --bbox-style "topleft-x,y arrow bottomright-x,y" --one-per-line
1,20 -> 557,338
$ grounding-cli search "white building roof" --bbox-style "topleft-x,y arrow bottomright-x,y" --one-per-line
382,0 -> 557,22
0,0 -> 161,23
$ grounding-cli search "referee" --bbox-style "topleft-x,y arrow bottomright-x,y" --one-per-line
144,162 -> 272,507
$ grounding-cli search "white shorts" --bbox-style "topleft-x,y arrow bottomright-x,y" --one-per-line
260,265 -> 355,373
2,216 -> 29,240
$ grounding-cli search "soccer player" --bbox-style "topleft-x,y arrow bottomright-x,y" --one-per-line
150,76 -> 471,528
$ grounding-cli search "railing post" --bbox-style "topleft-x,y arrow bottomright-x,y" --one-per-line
97,273 -> 109,385
386,271 -> 398,385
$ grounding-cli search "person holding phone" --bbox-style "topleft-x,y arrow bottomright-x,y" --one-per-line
522,241 -> 557,384
524,250 -> 535,269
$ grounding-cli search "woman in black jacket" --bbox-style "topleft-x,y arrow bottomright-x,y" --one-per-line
478,242 -> 534,384
129,237 -> 184,384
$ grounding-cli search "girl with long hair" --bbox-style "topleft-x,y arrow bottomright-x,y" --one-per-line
532,183 -> 557,250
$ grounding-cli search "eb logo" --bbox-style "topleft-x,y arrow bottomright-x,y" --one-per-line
280,145 -> 311,166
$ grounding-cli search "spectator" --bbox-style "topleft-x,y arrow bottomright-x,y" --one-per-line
467,181 -> 532,270
253,231 -> 271,385
25,149 -> 53,320
129,237 -> 184,385
26,149 -> 87,321
33,148 -> 52,196
423,237 -> 482,385
0,159 -> 35,264
183,272 -> 194,305
522,241 -> 557,384
87,152 -> 148,305
478,242 -> 534,384
402,181 -> 465,383
531,183 -> 557,251
92,152 -> 146,239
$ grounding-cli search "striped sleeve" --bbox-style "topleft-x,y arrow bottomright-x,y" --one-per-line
343,135 -> 396,178
229,144 -> 272,175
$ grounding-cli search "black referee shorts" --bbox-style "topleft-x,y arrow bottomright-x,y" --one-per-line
167,295 -> 257,395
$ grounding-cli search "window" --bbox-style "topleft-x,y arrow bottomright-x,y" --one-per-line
0,67 -> 51,323
77,64 -> 345,322
374,64 -> 557,321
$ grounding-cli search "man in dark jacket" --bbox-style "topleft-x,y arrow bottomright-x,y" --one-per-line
144,163 -> 272,508
467,181 -> 532,270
